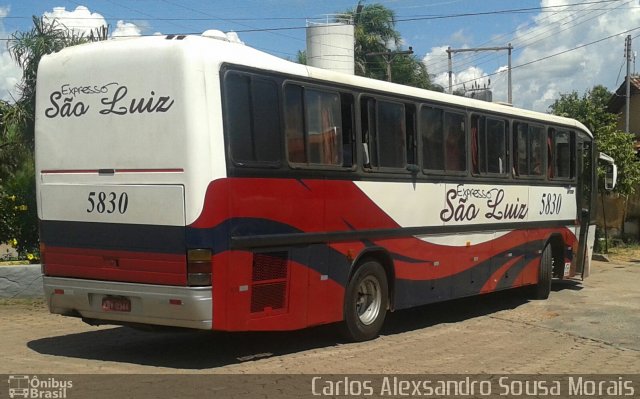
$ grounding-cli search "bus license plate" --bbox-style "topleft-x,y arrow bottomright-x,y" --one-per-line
102,296 -> 131,312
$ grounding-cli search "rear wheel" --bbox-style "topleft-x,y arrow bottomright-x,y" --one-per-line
532,244 -> 553,299
342,260 -> 388,342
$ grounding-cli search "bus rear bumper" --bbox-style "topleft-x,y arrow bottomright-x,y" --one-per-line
43,276 -> 212,330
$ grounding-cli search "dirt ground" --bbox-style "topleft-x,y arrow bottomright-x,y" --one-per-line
0,259 -> 638,376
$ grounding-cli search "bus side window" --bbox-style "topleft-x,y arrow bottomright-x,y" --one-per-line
420,106 -> 444,171
376,100 -> 406,168
444,112 -> 466,172
513,122 -> 528,176
341,93 -> 355,167
361,98 -> 407,171
305,89 -> 342,165
284,84 -> 345,167
551,129 -> 575,179
514,122 -> 544,178
405,105 -> 416,166
473,114 -> 506,175
224,72 -> 282,166
486,118 -> 506,174
284,85 -> 306,163
529,125 -> 544,176
547,129 -> 554,178
360,97 -> 375,168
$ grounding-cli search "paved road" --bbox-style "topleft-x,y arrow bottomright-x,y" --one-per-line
1,260 -> 639,375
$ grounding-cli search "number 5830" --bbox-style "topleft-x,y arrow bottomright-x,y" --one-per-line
87,191 -> 129,214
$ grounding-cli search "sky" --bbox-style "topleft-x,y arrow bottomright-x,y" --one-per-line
0,0 -> 639,112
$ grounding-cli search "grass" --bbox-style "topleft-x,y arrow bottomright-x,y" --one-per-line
604,244 -> 640,263
0,260 -> 31,266
607,247 -> 640,263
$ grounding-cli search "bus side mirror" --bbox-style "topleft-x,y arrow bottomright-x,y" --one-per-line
604,163 -> 617,191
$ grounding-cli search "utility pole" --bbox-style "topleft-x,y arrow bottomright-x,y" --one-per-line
446,44 -> 513,104
366,47 -> 414,82
625,35 -> 632,134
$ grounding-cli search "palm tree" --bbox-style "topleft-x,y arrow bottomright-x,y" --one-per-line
0,17 -> 109,254
340,3 -> 400,78
6,17 -> 108,149
337,3 -> 441,90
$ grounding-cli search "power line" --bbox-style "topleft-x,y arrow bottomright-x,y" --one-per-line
428,0 -> 631,75
428,0 -> 633,86
453,26 -> 640,90
1,1 -> 629,24
394,0 -> 627,23
4,0 -> 636,85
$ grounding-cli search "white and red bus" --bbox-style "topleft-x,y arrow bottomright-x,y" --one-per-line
36,32 -> 615,341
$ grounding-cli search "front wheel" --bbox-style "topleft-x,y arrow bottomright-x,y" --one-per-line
342,260 -> 389,342
532,244 -> 553,300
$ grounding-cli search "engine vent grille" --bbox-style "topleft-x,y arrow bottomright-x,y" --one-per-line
252,251 -> 288,281
251,251 -> 289,313
251,282 -> 287,313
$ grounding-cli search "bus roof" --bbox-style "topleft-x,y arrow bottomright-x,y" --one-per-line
46,33 -> 593,139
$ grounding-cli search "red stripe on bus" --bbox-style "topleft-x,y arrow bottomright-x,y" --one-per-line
191,178 -> 401,232
43,246 -> 188,286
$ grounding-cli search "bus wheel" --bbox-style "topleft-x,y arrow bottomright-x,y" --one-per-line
532,244 -> 553,300
342,260 -> 388,342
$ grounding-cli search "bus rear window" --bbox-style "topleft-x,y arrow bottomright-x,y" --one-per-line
223,72 -> 282,166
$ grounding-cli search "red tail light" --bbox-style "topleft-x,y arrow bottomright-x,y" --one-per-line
187,249 -> 212,286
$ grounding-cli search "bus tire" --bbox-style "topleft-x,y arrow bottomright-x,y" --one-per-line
533,244 -> 553,300
341,260 -> 388,342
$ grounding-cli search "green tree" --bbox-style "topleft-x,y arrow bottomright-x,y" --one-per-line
389,52 -> 443,91
6,17 -> 107,151
0,17 -> 108,257
295,50 -> 307,65
348,3 -> 399,78
0,101 -> 29,184
0,159 -> 37,257
549,85 -> 640,195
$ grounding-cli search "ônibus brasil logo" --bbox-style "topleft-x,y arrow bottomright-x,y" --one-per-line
7,375 -> 72,399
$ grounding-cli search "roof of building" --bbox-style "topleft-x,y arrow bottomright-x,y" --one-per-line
608,74 -> 640,112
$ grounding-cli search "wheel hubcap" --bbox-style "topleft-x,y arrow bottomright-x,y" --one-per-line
355,275 -> 382,325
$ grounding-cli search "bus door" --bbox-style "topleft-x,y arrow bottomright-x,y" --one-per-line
574,137 -> 596,279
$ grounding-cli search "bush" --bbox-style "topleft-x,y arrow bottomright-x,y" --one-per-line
0,160 -> 38,261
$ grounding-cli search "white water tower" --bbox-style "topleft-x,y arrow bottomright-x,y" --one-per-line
306,17 -> 355,75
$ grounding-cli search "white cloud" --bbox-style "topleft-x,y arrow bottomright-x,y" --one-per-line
0,51 -> 21,102
43,6 -> 143,39
112,20 -> 142,38
0,6 -> 147,102
423,0 -> 640,111
450,29 -> 471,46
424,46 -> 493,94
43,6 -> 107,37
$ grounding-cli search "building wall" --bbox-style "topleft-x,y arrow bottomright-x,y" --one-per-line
614,95 -> 640,138
595,193 -> 626,236
608,90 -> 640,239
